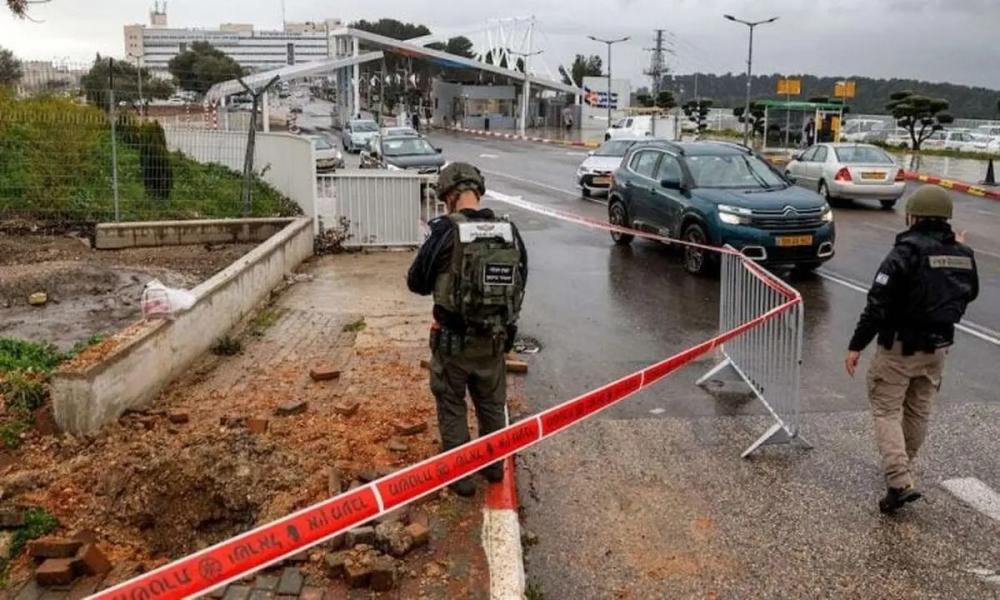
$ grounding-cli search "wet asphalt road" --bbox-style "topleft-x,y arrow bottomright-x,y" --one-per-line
417,131 -> 1000,599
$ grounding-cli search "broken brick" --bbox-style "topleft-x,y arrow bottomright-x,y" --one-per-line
247,418 -> 269,434
308,365 -> 341,382
74,544 -> 112,575
28,537 -> 82,559
392,420 -> 427,436
35,558 -> 75,586
344,526 -> 375,548
505,358 -> 528,374
369,556 -> 397,592
167,412 -> 189,424
275,401 -> 308,417
332,401 -> 359,417
405,522 -> 430,549
344,562 -> 372,588
324,552 -> 348,579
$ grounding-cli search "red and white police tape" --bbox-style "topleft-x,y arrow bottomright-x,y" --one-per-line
89,195 -> 798,600
904,171 -> 1000,202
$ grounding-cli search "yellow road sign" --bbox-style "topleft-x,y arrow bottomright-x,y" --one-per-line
777,78 -> 801,96
834,81 -> 856,98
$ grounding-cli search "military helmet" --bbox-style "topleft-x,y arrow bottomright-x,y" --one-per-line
906,185 -> 953,219
437,162 -> 485,200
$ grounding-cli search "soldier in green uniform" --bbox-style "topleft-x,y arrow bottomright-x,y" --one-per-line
407,163 -> 528,497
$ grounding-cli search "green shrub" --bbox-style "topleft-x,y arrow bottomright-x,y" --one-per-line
0,370 -> 46,413
0,338 -> 63,373
0,418 -> 29,449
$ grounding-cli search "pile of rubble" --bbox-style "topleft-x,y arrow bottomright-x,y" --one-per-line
16,530 -> 113,596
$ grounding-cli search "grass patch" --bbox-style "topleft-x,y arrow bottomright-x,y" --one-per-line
0,418 -> 30,449
525,582 -> 545,600
210,335 -> 243,356
1,507 -> 59,585
0,338 -> 64,374
342,318 -> 367,333
0,371 -> 46,413
249,307 -> 287,338
67,334 -> 105,358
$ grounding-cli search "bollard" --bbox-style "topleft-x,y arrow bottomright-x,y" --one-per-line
981,158 -> 997,187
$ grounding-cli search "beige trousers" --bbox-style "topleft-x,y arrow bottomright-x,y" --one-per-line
867,342 -> 945,489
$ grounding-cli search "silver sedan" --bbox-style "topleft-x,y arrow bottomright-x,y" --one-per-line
785,143 -> 906,210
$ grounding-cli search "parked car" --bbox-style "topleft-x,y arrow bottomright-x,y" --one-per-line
923,129 -> 988,152
576,138 -> 644,197
863,127 -> 912,148
362,134 -> 445,174
840,119 -> 889,142
785,143 -> 905,210
306,135 -> 344,172
608,140 -> 835,275
342,119 -> 379,153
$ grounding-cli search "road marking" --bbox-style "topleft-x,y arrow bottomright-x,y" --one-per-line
480,168 -> 580,198
565,151 -> 587,156
479,153 -> 499,159
975,209 -> 1000,218
941,478 -> 1000,523
816,268 -> 1000,347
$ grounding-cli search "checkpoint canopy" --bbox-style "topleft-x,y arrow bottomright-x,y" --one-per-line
755,99 -> 851,151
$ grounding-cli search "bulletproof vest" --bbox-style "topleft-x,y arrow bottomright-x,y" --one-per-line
432,213 -> 524,335
897,231 -> 977,331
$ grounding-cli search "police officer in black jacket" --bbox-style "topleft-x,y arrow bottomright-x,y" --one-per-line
845,185 -> 979,514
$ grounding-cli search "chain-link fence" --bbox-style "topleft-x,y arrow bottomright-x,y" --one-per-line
1,58 -> 304,223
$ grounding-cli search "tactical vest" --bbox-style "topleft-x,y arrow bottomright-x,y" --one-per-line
432,213 -> 524,336
897,232 -> 977,340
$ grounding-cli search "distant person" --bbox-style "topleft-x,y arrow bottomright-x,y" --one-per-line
804,118 -> 816,146
412,111 -> 421,132
845,186 -> 978,514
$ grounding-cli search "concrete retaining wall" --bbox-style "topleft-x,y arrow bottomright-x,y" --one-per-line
50,217 -> 314,435
95,217 -> 294,249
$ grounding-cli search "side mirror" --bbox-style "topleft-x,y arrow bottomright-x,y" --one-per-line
793,153 -> 804,161
435,147 -> 443,154
660,178 -> 683,191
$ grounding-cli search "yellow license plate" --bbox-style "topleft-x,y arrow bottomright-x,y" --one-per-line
592,177 -> 611,185
776,235 -> 813,247
861,171 -> 884,180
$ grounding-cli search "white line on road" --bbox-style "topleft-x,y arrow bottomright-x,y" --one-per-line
975,209 -> 1000,218
479,153 -> 499,159
479,168 -> 608,207
816,268 -> 1000,347
941,478 -> 1000,523
565,151 -> 587,156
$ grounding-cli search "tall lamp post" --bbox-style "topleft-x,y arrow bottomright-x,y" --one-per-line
510,49 -> 543,137
587,35 -> 630,128
723,14 -> 778,146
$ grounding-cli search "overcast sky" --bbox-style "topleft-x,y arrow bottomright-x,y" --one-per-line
3,0 -> 999,90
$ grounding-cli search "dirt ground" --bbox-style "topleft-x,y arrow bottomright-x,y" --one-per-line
0,232 -> 256,350
1,252 -> 527,598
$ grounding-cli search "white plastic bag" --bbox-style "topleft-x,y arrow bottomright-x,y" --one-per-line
141,279 -> 196,320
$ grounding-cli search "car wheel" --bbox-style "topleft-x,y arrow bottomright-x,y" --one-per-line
581,186 -> 592,198
818,181 -> 831,202
609,202 -> 634,246
604,134 -> 611,142
880,200 -> 897,210
682,223 -> 715,276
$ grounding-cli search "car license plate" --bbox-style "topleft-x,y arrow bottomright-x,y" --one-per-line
861,171 -> 885,180
592,176 -> 611,186
776,235 -> 813,247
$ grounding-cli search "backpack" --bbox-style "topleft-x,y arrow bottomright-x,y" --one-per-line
433,213 -> 524,334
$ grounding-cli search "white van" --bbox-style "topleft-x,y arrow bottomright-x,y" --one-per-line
605,115 -> 678,141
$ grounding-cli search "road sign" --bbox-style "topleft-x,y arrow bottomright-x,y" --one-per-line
834,81 -> 856,99
777,78 -> 801,96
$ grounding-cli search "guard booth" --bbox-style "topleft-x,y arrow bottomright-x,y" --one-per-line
756,99 -> 851,151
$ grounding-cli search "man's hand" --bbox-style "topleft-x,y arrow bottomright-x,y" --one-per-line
956,230 -> 968,244
845,351 -> 861,377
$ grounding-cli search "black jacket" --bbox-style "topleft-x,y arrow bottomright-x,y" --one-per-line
849,220 -> 978,354
407,208 -> 528,330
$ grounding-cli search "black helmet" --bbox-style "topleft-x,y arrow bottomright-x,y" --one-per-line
437,162 -> 485,200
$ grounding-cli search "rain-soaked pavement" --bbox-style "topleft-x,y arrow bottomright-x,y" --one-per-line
415,131 -> 1000,598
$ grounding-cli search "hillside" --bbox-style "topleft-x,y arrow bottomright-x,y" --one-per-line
666,73 -> 1000,119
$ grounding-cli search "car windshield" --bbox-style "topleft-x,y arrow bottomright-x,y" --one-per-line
352,121 -> 378,132
594,140 -> 635,157
685,154 -> 787,189
311,137 -> 332,150
834,146 -> 893,164
382,138 -> 435,157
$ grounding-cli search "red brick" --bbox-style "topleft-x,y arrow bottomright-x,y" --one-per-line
392,420 -> 427,436
35,558 -> 75,586
404,523 -> 430,549
247,418 -> 269,434
323,552 -> 348,579
167,412 -> 189,424
28,538 -> 82,559
74,544 -> 112,575
505,358 -> 528,374
332,401 -> 359,417
308,365 -> 341,382
343,562 -> 371,588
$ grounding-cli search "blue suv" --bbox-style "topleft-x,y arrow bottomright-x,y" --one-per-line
608,140 -> 835,275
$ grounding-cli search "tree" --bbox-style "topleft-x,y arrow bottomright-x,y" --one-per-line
168,42 -> 244,94
684,99 -> 713,132
352,18 -> 430,41
445,36 -> 475,59
6,0 -> 27,17
0,46 -> 21,86
655,91 -> 676,111
733,102 -> 766,138
561,54 -> 602,87
81,55 -> 174,108
886,90 -> 954,151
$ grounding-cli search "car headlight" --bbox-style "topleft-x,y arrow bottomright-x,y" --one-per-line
718,204 -> 752,225
822,205 -> 834,223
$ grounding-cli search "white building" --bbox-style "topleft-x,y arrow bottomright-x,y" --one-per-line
124,3 -> 341,73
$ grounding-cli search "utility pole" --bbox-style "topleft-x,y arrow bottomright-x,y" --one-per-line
724,14 -> 779,146
588,35 -> 630,128
643,29 -> 667,96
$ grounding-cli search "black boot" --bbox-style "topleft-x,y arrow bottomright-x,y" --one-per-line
481,461 -> 504,483
879,486 -> 922,514
449,477 -> 476,497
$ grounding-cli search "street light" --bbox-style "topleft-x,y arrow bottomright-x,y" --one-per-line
510,49 -> 543,137
724,14 -> 778,146
588,35 -> 630,129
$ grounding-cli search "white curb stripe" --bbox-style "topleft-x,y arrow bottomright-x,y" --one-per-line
942,477 -> 1000,523
482,508 -> 526,600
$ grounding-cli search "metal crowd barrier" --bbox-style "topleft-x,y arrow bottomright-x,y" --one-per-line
698,247 -> 809,457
